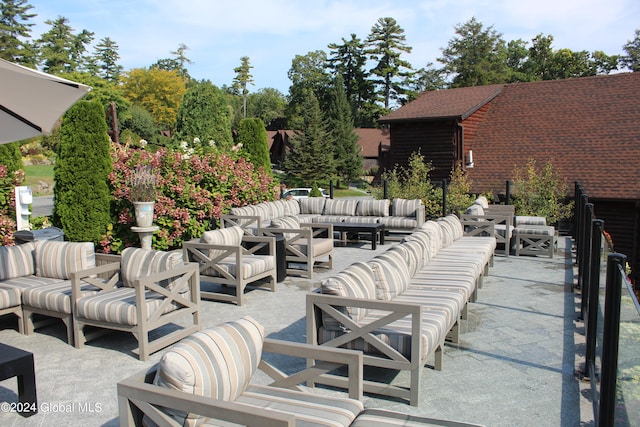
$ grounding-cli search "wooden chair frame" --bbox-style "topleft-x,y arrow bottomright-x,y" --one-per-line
71,257 -> 201,361
460,213 -> 512,256
183,235 -> 276,306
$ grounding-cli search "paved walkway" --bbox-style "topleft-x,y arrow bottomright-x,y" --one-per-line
0,237 -> 593,426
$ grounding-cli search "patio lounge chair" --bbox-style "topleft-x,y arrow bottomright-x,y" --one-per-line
182,225 -> 277,306
117,316 -> 484,427
71,247 -> 201,361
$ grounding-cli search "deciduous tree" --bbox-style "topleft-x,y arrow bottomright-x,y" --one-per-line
621,29 -> 640,71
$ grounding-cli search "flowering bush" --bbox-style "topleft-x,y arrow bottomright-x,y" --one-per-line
0,165 -> 24,246
100,144 -> 278,253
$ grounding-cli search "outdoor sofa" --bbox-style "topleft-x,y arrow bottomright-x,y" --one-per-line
459,196 -> 515,256
222,197 -> 425,239
117,316 -> 484,427
306,214 -> 496,406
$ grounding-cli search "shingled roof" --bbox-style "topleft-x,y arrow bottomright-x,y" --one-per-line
380,84 -> 504,122
381,73 -> 640,200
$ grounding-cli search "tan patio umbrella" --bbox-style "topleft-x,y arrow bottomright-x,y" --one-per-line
0,58 -> 91,144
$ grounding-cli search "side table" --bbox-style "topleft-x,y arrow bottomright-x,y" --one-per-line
0,343 -> 37,417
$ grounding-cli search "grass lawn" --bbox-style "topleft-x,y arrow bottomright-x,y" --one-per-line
23,164 -> 54,196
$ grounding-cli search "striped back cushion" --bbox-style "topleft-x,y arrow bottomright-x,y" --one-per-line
229,205 -> 257,216
201,226 -> 244,260
465,203 -> 484,216
474,196 -> 489,209
0,242 -> 35,280
443,214 -> 464,239
369,251 -> 411,300
34,241 -> 95,280
299,197 -> 326,214
437,220 -> 455,248
388,240 -> 424,277
120,247 -> 183,289
323,199 -> 358,216
269,215 -> 300,240
392,198 -> 421,217
321,262 -> 376,330
355,199 -> 390,217
419,221 -> 443,253
403,231 -> 432,265
153,316 -> 264,427
283,198 -> 301,216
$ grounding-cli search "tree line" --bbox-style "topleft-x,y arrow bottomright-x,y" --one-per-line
2,0 -> 639,186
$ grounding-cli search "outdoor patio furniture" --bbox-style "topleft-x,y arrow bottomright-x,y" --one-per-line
514,225 -> 557,258
0,240 -> 97,343
460,197 -> 514,256
182,225 -> 277,306
117,316 -> 484,427
259,215 -> 334,279
71,247 -> 201,361
0,343 -> 37,417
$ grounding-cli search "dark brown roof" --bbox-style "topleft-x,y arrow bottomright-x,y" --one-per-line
355,128 -> 390,157
379,84 -> 504,122
467,73 -> 640,200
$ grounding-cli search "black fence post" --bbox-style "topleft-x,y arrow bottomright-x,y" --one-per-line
329,180 -> 334,199
441,180 -> 448,217
598,253 -> 626,427
383,180 -> 388,200
505,180 -> 511,205
585,219 -> 603,375
580,203 -> 594,319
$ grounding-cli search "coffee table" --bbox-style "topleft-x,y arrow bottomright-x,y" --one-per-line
0,343 -> 38,417
329,222 -> 385,250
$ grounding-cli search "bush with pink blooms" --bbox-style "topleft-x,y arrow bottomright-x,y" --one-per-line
0,165 -> 24,246
100,144 -> 278,253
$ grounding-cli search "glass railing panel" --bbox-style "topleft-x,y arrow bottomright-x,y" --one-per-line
614,272 -> 640,426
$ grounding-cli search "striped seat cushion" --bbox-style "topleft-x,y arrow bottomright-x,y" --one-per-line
120,247 -> 184,290
314,214 -> 347,223
0,285 -> 21,309
76,287 -> 184,325
152,316 -> 264,427
236,384 -> 363,427
355,199 -> 389,217
21,281 -> 100,314
0,242 -> 35,280
341,216 -> 381,224
289,238 -> 334,257
202,254 -> 275,279
34,240 -> 95,280
514,225 -> 555,236
387,240 -> 425,277
0,275 -> 66,292
377,216 -> 418,229
515,216 -> 547,226
394,287 -> 466,330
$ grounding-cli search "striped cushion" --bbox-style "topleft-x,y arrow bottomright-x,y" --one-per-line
342,216 -> 381,224
202,254 -> 275,279
441,214 -> 464,240
515,216 -> 547,226
514,225 -> 555,236
120,247 -> 183,290
402,230 -> 433,265
323,199 -> 358,216
369,252 -> 410,300
201,226 -> 244,260
229,205 -> 256,216
34,241 -> 95,280
0,285 -> 21,309
0,242 -> 35,280
437,220 -> 455,248
283,198 -> 301,216
465,203 -> 484,216
321,262 -> 376,330
387,241 -> 423,277
299,197 -> 326,214
474,196 -> 489,209
152,316 -> 264,427
22,280 -> 100,314
377,216 -> 418,229
269,215 -> 300,240
392,198 -> 421,217
236,384 -> 363,427
419,221 -> 443,254
355,199 -> 389,217
75,287 -> 183,325
289,238 -> 334,257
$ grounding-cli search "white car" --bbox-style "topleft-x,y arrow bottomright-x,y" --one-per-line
282,187 -> 330,200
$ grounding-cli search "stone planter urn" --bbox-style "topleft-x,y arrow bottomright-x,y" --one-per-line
133,201 -> 155,228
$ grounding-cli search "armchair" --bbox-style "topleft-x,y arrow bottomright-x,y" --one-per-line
259,215 -> 333,279
182,225 -> 277,306
71,247 -> 201,361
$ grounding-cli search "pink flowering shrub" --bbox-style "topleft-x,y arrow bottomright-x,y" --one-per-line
0,165 -> 24,246
100,145 -> 278,253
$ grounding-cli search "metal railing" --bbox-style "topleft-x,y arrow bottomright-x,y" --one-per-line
574,182 -> 640,426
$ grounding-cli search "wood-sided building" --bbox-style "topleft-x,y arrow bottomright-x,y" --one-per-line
379,73 -> 640,281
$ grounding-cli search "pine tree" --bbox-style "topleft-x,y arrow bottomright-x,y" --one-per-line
237,118 -> 271,173
37,16 -> 94,74
284,90 -> 334,184
0,0 -> 36,64
326,76 -> 362,187
233,56 -> 254,118
93,36 -> 122,82
53,100 -> 112,243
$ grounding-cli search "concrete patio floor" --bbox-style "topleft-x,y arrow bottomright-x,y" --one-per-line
0,236 -> 594,426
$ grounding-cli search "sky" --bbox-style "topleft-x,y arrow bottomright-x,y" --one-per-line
25,0 -> 640,94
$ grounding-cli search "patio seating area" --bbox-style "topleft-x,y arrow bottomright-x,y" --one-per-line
0,233 -> 594,426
